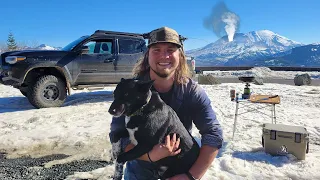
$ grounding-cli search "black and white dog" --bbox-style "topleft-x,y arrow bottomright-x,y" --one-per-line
108,78 -> 200,179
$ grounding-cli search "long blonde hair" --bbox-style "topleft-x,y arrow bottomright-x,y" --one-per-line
132,48 -> 190,84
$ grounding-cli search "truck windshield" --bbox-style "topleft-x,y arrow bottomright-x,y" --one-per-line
62,36 -> 89,51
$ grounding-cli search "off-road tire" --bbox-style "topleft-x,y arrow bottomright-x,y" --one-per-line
27,75 -> 67,108
20,89 -> 27,97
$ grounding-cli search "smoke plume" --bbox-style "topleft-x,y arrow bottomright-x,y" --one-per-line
203,1 -> 240,42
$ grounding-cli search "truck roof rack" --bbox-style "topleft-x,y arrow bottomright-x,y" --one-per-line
93,30 -> 187,41
93,30 -> 146,38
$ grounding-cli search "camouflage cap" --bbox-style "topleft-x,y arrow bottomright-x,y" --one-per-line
147,27 -> 182,48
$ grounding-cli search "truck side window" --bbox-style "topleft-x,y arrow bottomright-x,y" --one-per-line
85,42 -> 96,54
119,39 -> 142,54
100,42 -> 112,54
83,40 -> 113,54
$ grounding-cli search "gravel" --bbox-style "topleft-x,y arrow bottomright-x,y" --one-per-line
0,152 -> 112,180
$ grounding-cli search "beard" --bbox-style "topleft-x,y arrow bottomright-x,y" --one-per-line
150,66 -> 175,78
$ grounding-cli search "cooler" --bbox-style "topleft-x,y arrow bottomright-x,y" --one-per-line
262,123 -> 309,160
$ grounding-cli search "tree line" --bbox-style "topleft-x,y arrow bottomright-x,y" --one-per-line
0,32 -> 39,53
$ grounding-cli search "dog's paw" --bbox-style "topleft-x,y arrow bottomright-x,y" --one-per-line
110,130 -> 129,143
111,141 -> 121,161
110,133 -> 121,143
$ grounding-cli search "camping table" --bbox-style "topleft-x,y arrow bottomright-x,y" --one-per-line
232,94 -> 281,140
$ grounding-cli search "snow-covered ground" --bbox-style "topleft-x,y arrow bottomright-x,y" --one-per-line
1,81 -> 320,180
204,67 -> 320,80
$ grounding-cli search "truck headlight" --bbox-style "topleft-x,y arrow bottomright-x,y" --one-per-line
5,56 -> 26,64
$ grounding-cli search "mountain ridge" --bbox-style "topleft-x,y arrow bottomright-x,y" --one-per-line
186,30 -> 316,66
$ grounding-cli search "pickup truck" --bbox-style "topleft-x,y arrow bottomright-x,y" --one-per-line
0,30 -> 195,109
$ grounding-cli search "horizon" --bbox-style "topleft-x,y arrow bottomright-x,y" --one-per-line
0,0 -> 319,51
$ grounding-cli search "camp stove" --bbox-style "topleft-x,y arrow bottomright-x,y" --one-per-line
238,76 -> 255,99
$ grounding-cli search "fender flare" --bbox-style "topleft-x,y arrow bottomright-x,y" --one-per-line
22,65 -> 73,95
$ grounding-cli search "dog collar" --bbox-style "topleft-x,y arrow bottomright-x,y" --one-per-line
129,108 -> 144,117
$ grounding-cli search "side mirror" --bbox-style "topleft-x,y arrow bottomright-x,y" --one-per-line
81,46 -> 89,54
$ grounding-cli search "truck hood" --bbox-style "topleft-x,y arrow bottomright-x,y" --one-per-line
1,50 -> 77,66
5,50 -> 70,58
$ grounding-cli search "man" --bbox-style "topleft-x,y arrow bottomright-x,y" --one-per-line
109,27 -> 223,180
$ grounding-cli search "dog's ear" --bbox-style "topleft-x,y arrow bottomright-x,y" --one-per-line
138,80 -> 154,91
121,78 -> 125,82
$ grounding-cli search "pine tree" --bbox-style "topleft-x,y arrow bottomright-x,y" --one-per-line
7,32 -> 17,51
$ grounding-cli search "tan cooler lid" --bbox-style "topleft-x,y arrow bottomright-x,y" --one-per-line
263,123 -> 308,134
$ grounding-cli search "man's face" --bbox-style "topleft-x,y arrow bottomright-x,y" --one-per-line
148,43 -> 180,78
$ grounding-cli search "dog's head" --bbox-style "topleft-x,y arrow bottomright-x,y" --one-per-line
108,78 -> 154,117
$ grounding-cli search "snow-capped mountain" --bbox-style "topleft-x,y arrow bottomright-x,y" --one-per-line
265,44 -> 320,67
36,44 -> 60,50
22,44 -> 62,50
0,44 -> 61,54
186,30 -> 304,66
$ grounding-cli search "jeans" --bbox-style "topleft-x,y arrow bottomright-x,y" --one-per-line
124,160 -> 161,180
123,137 -> 202,180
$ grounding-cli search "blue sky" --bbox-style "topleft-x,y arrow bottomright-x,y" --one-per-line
0,0 -> 319,50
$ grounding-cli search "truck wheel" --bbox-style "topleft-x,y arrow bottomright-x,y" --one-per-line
20,89 -> 27,97
27,75 -> 67,108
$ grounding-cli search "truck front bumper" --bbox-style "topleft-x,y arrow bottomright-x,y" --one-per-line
0,70 -> 21,86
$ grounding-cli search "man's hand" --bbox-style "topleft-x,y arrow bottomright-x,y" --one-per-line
188,145 -> 219,179
149,133 -> 181,161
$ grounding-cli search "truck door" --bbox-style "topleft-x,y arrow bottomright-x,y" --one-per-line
74,38 -> 117,84
114,38 -> 146,81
